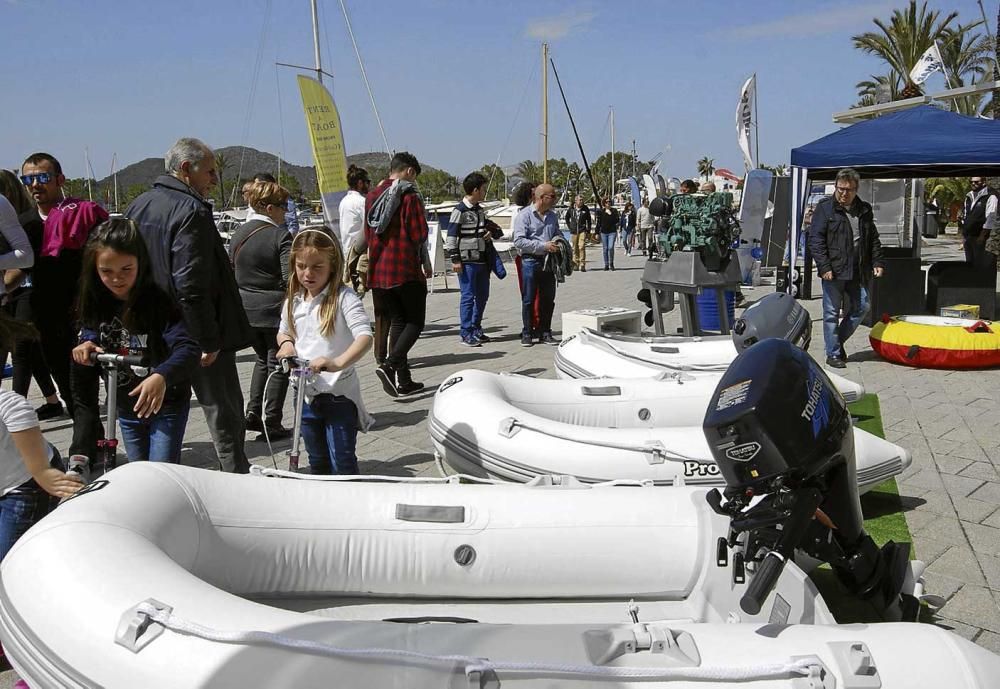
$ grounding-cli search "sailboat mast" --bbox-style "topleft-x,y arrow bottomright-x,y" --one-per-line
542,43 -> 549,184
311,0 -> 323,84
112,153 -> 119,212
609,107 -> 614,200
84,148 -> 93,201
753,73 -> 759,167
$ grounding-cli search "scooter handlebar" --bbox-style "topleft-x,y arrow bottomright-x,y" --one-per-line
90,352 -> 145,367
740,550 -> 786,615
278,356 -> 327,373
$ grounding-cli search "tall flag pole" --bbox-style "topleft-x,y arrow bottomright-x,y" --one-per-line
297,75 -> 348,236
736,74 -> 756,172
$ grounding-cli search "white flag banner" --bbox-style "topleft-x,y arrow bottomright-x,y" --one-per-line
736,74 -> 755,171
909,42 -> 945,85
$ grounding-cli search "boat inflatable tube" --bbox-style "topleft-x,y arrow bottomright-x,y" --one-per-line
871,315 -> 1000,369
4,464 -> 997,688
430,370 -> 908,491
2,463 -> 841,688
555,328 -> 865,402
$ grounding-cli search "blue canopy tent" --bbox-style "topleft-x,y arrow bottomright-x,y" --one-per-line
784,106 -> 1000,288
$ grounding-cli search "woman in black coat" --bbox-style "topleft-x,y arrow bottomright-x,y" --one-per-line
230,181 -> 293,439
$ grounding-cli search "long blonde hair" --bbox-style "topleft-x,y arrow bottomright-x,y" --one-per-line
285,228 -> 344,338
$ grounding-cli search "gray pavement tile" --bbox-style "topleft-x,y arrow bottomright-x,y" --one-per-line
963,522 -> 1000,555
969,481 -> 1000,504
979,553 -> 1000,591
933,455 -> 973,476
920,570 -> 966,602
953,496 -> 1000,524
932,616 -> 984,642
926,546 -> 987,586
899,468 -> 946,492
941,473 -> 986,499
912,516 -> 967,547
983,508 -> 1000,529
976,630 -> 1000,654
937,585 -> 1000,634
959,461 -> 1000,482
904,489 -> 954,516
950,443 -> 990,462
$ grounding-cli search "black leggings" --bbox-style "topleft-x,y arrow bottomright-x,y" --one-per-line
374,281 -> 427,374
3,287 -> 57,399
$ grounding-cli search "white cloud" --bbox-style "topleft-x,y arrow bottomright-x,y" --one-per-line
525,9 -> 596,41
721,1 -> 897,40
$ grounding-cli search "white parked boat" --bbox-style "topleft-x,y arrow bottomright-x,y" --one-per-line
430,369 -> 906,490
1,462 -> 992,688
555,328 -> 866,402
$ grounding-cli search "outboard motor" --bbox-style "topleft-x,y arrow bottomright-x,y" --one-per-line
731,292 -> 811,351
703,338 -> 916,620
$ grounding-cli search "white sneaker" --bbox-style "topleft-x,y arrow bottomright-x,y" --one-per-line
67,454 -> 91,485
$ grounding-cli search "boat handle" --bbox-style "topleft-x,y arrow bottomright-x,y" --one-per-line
650,346 -> 680,354
581,385 -> 622,396
395,504 -> 466,523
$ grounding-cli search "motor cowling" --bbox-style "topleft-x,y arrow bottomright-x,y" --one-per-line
703,338 -> 851,494
731,292 -> 811,352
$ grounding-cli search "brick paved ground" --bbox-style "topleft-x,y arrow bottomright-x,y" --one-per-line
4,230 -> 997,684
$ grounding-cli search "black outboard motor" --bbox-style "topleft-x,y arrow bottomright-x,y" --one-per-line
703,338 -> 915,620
731,292 -> 811,352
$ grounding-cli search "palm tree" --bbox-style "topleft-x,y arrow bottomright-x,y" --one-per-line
937,23 -> 992,115
215,152 -> 231,208
515,160 -> 542,184
854,73 -> 902,107
927,176 -> 970,222
852,0 -> 959,97
696,157 -> 715,180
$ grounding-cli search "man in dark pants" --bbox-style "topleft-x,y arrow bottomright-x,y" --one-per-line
808,167 -> 885,369
960,177 -> 998,270
365,152 -> 431,398
126,137 -> 253,472
564,195 -> 591,271
19,153 -> 108,467
512,183 -> 561,346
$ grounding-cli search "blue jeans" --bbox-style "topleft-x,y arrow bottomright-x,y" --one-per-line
301,394 -> 359,475
520,257 -> 556,336
118,402 -> 191,463
821,278 -> 869,358
0,484 -> 55,561
600,232 -> 616,267
457,263 -> 491,338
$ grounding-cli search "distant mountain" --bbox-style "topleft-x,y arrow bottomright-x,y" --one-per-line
97,148 -> 454,207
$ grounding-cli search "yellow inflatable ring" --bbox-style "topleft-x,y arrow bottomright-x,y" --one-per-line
870,315 -> 1000,369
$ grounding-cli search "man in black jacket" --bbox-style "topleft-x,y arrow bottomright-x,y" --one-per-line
564,195 -> 591,271
808,168 -> 884,369
960,177 -> 998,269
126,138 -> 253,472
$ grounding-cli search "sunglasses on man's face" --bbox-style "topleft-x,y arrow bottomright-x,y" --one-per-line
20,172 -> 54,185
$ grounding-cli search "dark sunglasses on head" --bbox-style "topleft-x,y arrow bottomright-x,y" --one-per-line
20,172 -> 54,185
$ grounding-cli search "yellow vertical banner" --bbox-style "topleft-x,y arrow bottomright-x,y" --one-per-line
297,75 -> 348,233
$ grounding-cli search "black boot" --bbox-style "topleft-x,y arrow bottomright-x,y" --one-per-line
395,365 -> 424,397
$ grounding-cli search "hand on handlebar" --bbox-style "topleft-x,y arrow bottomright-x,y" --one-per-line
72,341 -> 104,366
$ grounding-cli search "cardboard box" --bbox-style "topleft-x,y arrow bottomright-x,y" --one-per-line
939,304 -> 980,319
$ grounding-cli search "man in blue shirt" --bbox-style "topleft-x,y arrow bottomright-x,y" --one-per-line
512,183 -> 560,347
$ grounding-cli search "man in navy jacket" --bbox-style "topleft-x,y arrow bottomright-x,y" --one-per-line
808,168 -> 884,369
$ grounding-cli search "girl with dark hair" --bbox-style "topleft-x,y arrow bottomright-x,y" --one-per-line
71,219 -> 200,464
276,229 -> 373,475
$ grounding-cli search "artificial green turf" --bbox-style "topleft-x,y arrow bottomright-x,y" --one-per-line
809,393 -> 915,622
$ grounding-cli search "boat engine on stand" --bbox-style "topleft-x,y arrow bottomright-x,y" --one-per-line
641,192 -> 743,336
703,338 -> 927,621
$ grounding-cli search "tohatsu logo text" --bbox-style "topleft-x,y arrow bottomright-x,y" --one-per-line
801,378 -> 823,421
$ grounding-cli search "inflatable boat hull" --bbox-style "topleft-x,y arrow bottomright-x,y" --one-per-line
430,370 -> 908,491
871,315 -> 1000,369
555,329 -> 866,402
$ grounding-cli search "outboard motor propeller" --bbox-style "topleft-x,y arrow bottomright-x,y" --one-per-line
732,292 -> 811,352
703,338 -> 917,620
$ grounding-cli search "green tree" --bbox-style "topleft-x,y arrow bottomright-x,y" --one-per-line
477,163 -> 507,200
854,73 -> 902,107
417,168 -> 459,204
938,23 -> 993,115
852,1 -> 959,98
927,176 -> 969,222
697,157 -> 715,180
276,170 -> 302,197
215,152 -> 231,208
515,160 -> 542,185
121,183 -> 148,207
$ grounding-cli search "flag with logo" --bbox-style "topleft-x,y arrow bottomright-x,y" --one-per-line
297,75 -> 348,235
909,42 -> 945,85
736,74 -> 756,171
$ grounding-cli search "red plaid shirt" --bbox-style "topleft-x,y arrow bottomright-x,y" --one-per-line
365,179 -> 429,289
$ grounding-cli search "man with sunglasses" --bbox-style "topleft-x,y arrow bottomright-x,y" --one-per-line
18,153 -> 108,424
808,168 -> 884,369
960,177 -> 998,269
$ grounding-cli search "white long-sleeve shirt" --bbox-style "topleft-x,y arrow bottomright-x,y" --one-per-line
337,190 -> 366,252
279,284 -> 373,430
0,196 -> 34,295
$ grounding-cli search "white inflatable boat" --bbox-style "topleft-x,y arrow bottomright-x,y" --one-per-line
555,328 -> 866,402
430,369 -> 908,490
2,463 -> 995,688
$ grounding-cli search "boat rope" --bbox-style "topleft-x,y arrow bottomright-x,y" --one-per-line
338,0 -> 391,155
501,417 -> 705,465
581,331 -> 729,373
484,58 -> 538,200
132,603 -> 821,683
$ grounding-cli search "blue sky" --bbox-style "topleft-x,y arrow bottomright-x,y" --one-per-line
2,0 -> 993,181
